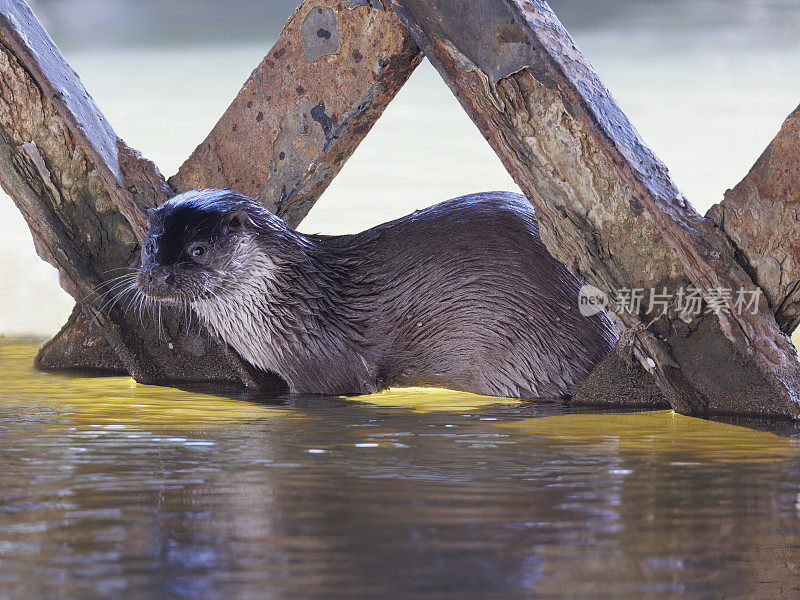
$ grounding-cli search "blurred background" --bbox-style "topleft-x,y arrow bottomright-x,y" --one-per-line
2,0 -> 799,336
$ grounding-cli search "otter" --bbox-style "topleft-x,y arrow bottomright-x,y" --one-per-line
137,189 -> 617,397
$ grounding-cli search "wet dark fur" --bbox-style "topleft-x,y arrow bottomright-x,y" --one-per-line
138,189 -> 617,397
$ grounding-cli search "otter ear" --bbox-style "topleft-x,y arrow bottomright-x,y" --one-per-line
226,211 -> 250,231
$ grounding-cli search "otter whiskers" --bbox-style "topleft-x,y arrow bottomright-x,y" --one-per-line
82,268 -> 196,341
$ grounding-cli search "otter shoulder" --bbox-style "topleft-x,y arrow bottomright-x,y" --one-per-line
311,191 -> 539,255
411,191 -> 539,239
415,191 -> 533,220
371,191 -> 536,235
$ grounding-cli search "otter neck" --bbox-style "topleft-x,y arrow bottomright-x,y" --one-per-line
191,230 -> 371,387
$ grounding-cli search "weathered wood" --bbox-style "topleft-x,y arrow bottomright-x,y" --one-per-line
578,105 -> 800,411
171,0 -> 422,227
389,0 -> 800,418
707,105 -> 800,335
0,0 -> 280,388
36,305 -> 133,375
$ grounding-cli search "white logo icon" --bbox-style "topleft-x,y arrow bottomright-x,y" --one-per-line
578,284 -> 610,317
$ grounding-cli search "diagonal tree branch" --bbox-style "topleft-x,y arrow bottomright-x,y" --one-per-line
580,105 -> 800,411
171,0 -> 422,227
388,0 -> 800,418
707,105 -> 800,335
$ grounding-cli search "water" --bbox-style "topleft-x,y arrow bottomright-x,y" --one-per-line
2,339 -> 800,599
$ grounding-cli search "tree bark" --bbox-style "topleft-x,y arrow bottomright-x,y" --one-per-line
707,105 -> 800,335
576,105 -> 800,412
2,0 -> 420,386
388,0 -> 800,418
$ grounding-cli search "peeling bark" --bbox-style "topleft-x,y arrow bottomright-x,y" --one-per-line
0,0 -> 281,389
708,105 -> 800,335
170,0 -> 422,227
389,0 -> 800,418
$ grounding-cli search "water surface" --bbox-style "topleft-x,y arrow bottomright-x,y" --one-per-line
2,340 -> 800,599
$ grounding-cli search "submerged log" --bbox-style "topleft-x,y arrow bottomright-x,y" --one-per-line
2,0 -> 419,385
707,106 -> 800,335
389,0 -> 800,418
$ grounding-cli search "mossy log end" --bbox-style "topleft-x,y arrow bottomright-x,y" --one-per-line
569,351 -> 669,410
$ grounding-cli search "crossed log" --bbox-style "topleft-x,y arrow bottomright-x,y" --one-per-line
2,0 -> 799,418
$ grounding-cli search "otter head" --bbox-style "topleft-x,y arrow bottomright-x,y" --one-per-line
137,189 -> 270,306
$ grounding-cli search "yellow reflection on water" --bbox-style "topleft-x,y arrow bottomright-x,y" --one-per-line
500,410 -> 800,463
5,338 -> 800,465
355,387 -> 523,413
0,339 -> 290,429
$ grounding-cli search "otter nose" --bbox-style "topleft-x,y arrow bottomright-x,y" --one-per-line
148,269 -> 174,287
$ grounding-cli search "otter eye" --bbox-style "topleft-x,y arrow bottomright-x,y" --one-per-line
191,245 -> 206,259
